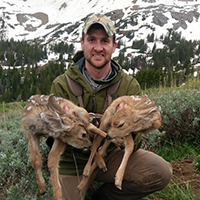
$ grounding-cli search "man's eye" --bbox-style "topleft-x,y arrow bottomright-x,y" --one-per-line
117,123 -> 124,128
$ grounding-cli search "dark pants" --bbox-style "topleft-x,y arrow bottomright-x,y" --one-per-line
59,148 -> 173,200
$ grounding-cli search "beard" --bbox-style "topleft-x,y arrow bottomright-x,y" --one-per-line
87,59 -> 108,69
85,54 -> 112,70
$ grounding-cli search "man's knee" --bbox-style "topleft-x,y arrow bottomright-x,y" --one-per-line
123,150 -> 173,193
126,161 -> 172,193
157,162 -> 173,190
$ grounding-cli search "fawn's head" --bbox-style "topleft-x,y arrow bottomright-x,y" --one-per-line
106,100 -> 161,140
40,112 -> 92,150
22,95 -> 92,150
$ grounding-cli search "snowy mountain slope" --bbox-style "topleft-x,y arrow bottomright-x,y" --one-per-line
1,0 -> 200,40
1,0 -> 200,60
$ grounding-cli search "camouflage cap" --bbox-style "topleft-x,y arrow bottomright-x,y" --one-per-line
82,14 -> 116,37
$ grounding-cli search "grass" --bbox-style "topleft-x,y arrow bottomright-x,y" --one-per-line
155,139 -> 200,162
0,101 -> 26,115
146,180 -> 200,200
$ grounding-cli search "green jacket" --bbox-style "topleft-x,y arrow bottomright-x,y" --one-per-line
50,51 -> 143,175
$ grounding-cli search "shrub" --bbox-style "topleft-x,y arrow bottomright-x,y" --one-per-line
153,89 -> 200,142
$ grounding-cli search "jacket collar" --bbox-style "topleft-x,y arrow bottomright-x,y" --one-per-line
67,51 -> 124,87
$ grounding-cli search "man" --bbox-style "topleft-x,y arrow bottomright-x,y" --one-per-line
50,14 -> 172,200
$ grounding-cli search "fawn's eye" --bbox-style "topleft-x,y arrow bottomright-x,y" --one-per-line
82,133 -> 87,138
117,123 -> 124,128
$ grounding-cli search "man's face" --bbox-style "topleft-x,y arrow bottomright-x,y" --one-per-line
81,27 -> 117,70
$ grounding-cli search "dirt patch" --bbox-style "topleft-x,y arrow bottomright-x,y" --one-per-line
170,158 -> 200,196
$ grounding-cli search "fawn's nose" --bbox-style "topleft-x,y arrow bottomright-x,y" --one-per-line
106,134 -> 111,140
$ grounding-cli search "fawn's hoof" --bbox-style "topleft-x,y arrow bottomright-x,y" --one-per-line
102,167 -> 107,172
116,184 -> 122,190
82,168 -> 90,178
77,184 -> 83,192
38,190 -> 46,197
115,177 -> 122,190
39,189 -> 46,195
83,174 -> 88,178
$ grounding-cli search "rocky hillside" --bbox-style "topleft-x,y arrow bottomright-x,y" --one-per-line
1,0 -> 200,45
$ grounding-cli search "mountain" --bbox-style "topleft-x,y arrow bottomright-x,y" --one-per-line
1,0 -> 200,69
1,1 -> 200,42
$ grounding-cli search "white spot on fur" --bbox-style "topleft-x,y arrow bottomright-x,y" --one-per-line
44,96 -> 48,101
55,111 -> 59,117
130,95 -> 142,101
146,98 -> 152,105
31,99 -> 39,106
27,106 -> 32,111
54,96 -> 62,104
40,95 -> 44,101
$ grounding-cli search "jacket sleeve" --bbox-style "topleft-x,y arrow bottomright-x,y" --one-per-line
112,73 -> 142,101
50,74 -> 79,105
127,77 -> 142,96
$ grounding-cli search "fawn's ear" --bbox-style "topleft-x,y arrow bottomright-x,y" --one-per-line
116,102 -> 128,112
63,105 -> 70,115
40,112 -> 71,132
47,94 -> 66,115
63,105 -> 78,118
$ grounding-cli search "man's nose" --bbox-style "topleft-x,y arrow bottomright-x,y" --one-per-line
94,42 -> 103,51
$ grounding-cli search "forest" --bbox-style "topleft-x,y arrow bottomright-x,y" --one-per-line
0,30 -> 200,103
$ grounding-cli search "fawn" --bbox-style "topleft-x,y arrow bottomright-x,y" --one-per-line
21,94 -> 107,200
77,95 -> 162,191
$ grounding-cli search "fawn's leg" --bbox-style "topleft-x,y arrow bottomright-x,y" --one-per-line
48,139 -> 66,200
77,137 -> 111,191
27,131 -> 46,194
77,158 -> 98,191
95,138 -> 125,171
81,123 -> 107,178
115,134 -> 134,190
97,139 -> 111,158
82,134 -> 105,178
77,135 -> 105,191
94,139 -> 111,170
